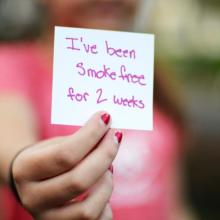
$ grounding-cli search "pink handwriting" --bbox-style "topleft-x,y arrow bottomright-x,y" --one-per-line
66,37 -> 98,54
76,62 -> 117,81
75,62 -> 146,86
96,88 -> 108,104
119,65 -> 146,86
67,87 -> 89,102
113,95 -> 145,109
65,37 -> 136,59
67,87 -> 145,109
105,41 -> 136,59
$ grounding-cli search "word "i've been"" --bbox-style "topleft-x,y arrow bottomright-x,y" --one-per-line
66,37 -> 136,59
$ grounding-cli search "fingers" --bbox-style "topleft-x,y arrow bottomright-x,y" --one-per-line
26,129 -> 121,208
38,171 -> 113,220
12,111 -> 120,218
17,111 -> 111,180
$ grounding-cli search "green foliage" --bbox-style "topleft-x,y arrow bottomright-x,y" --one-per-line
171,56 -> 220,79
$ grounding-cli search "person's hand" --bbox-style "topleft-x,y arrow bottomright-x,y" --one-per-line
11,112 -> 122,220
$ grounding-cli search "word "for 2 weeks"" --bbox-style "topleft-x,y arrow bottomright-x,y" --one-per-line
67,87 -> 145,109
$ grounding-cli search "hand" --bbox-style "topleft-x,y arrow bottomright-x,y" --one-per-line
11,112 -> 122,220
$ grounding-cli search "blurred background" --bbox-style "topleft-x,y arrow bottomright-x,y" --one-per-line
0,0 -> 219,219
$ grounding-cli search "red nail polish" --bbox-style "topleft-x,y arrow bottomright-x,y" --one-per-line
115,131 -> 123,144
109,165 -> 114,174
101,113 -> 111,125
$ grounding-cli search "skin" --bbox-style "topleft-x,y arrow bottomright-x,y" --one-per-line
0,0 -> 138,219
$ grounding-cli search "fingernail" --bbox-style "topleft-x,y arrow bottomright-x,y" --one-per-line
101,113 -> 111,126
108,165 -> 114,174
114,131 -> 123,145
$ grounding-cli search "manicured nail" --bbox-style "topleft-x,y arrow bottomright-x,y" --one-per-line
101,113 -> 111,125
114,131 -> 123,145
108,165 -> 114,174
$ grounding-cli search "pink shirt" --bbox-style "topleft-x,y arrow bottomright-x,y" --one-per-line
0,43 -> 181,220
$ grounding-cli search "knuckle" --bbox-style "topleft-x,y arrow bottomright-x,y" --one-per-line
80,205 -> 98,220
55,148 -> 74,170
70,176 -> 87,193
12,156 -> 27,184
102,204 -> 113,220
106,182 -> 114,197
21,186 -> 40,212
107,177 -> 114,192
36,211 -> 54,220
102,174 -> 114,197
88,127 -> 101,142
105,145 -> 118,161
106,210 -> 113,220
12,166 -> 24,185
22,193 -> 36,211
104,172 -> 113,187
